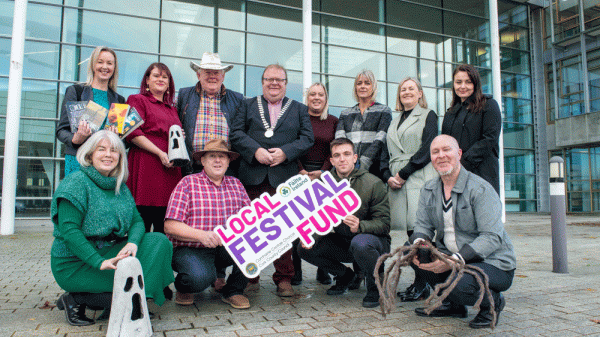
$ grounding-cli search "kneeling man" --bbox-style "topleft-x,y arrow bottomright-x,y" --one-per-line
298,138 -> 390,308
165,139 -> 250,309
411,135 -> 516,328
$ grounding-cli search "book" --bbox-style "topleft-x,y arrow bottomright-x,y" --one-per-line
65,100 -> 89,133
106,103 -> 130,134
79,101 -> 109,133
120,106 -> 145,139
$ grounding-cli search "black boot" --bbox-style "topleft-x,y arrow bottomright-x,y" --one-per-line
327,268 -> 355,295
415,301 -> 468,318
316,268 -> 332,285
469,293 -> 505,329
397,283 -> 432,302
56,293 -> 95,326
291,239 -> 303,285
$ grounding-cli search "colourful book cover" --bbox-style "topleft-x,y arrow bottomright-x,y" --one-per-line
78,101 -> 108,133
106,103 -> 129,134
121,106 -> 145,139
65,100 -> 89,133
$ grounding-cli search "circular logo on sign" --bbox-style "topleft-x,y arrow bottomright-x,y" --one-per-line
278,185 -> 292,197
246,263 -> 258,275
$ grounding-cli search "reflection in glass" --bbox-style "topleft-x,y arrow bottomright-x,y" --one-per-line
386,28 -> 418,57
321,0 -> 382,22
498,2 -> 528,27
443,12 -> 489,43
499,23 -> 529,50
504,148 -> 535,174
160,22 -> 213,59
26,3 -> 62,41
503,123 -> 533,149
419,60 -> 436,88
218,30 -> 246,64
503,97 -> 533,124
62,9 -> 159,53
65,0 -> 159,18
568,192 -> 590,212
247,34 -> 303,71
321,15 -> 385,52
22,42 -> 60,80
501,73 -> 531,99
501,48 -> 530,74
444,0 -> 488,18
387,2 -> 442,35
322,46 -> 385,79
504,174 -> 536,209
18,81 -> 58,120
247,2 -> 302,39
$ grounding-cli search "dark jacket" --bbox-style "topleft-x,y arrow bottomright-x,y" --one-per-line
441,94 -> 501,194
56,84 -> 125,156
177,84 -> 244,175
330,168 -> 390,242
412,167 -> 516,271
229,96 -> 314,188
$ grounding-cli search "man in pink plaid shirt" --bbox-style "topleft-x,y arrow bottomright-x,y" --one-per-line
164,139 -> 251,309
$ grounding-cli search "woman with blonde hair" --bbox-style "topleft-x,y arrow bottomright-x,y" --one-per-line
56,46 -> 125,175
51,130 -> 174,326
335,70 -> 392,179
294,82 -> 338,285
380,77 -> 438,302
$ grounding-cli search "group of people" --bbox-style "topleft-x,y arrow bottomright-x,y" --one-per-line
51,46 -> 516,330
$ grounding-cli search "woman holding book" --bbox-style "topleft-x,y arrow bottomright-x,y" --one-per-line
51,130 -> 174,326
126,63 -> 182,234
56,46 -> 125,176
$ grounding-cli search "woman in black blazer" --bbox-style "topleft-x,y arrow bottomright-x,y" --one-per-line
442,64 -> 501,194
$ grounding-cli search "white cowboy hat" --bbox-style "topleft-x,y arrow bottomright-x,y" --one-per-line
190,52 -> 234,73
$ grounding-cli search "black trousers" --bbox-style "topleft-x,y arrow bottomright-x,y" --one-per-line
298,232 -> 390,291
415,261 -> 514,309
137,205 -> 167,233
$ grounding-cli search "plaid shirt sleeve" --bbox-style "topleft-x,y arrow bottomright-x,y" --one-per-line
165,177 -> 190,224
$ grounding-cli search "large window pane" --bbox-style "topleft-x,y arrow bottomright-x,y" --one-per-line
248,2 -> 302,39
503,97 -> 533,124
18,80 -> 58,120
160,22 -> 213,59
321,16 -> 385,52
323,75 -> 356,107
554,0 -> 580,42
504,174 -> 536,204
501,48 -> 530,75
387,27 -> 418,57
503,123 -> 533,149
567,148 -> 590,181
65,0 -> 160,18
247,34 -> 302,70
62,9 -> 159,53
568,192 -> 590,212
27,3 -> 62,41
499,23 -> 529,50
387,2 -> 442,35
453,39 -> 490,68
444,12 -> 489,43
22,41 -> 60,80
504,149 -> 535,174
502,73 -> 531,99
588,49 -> 600,113
387,55 -> 417,84
444,0 -> 488,18
322,46 -> 385,79
218,30 -> 246,64
419,59 -> 437,88
320,0 -> 382,22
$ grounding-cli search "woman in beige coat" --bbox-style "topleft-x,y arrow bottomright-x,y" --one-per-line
380,77 -> 437,300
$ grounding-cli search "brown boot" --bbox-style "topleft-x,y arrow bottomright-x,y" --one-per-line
276,281 -> 294,297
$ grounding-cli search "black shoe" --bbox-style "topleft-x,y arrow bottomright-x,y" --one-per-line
362,289 -> 380,308
415,301 -> 468,318
398,283 -> 432,302
326,268 -> 355,295
163,286 -> 173,301
56,293 -> 95,326
469,294 -> 505,329
291,271 -> 303,286
316,268 -> 332,285
347,273 -> 363,290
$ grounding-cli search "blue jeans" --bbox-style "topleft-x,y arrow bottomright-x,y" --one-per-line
298,232 -> 390,291
172,246 -> 248,297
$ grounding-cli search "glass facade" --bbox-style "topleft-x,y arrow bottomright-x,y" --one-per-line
1,0 -> 536,217
543,0 -> 600,212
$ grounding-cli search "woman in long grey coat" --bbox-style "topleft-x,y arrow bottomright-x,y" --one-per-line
381,77 -> 438,234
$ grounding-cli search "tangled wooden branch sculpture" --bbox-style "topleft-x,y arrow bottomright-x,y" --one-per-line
373,241 -> 499,329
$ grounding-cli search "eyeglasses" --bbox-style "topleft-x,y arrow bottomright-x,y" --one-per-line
263,78 -> 287,84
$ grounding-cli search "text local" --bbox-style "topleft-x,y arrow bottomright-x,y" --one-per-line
215,174 -> 361,266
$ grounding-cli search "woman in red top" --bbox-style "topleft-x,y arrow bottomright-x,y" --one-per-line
126,63 -> 182,233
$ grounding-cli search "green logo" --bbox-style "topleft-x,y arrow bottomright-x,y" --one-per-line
279,186 -> 292,197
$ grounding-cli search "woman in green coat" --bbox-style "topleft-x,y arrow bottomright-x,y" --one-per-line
51,130 -> 174,326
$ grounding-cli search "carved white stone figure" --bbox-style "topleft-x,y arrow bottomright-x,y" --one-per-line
168,125 -> 190,167
106,257 -> 152,337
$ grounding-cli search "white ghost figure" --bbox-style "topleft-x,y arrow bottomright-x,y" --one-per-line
106,257 -> 152,337
168,125 -> 190,167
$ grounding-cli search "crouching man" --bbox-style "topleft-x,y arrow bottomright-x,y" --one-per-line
411,135 -> 516,328
298,138 -> 390,308
164,139 -> 250,309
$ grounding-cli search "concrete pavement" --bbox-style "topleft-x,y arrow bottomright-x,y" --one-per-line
1,213 -> 599,336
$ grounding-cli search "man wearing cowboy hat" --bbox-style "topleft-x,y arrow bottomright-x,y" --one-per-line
177,52 -> 244,176
164,139 -> 251,309
229,64 -> 314,297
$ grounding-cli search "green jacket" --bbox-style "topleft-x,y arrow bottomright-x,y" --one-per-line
331,168 -> 390,241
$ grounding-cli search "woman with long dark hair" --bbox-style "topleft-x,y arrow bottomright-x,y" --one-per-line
126,63 -> 182,233
442,64 -> 501,194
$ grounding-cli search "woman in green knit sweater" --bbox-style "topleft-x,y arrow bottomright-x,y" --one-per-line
51,130 -> 174,326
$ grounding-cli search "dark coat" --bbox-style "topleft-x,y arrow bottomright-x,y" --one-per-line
176,84 -> 244,175
56,84 -> 125,156
441,95 -> 501,194
229,96 -> 314,188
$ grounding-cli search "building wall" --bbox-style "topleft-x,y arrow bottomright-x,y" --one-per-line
0,0 -> 537,216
